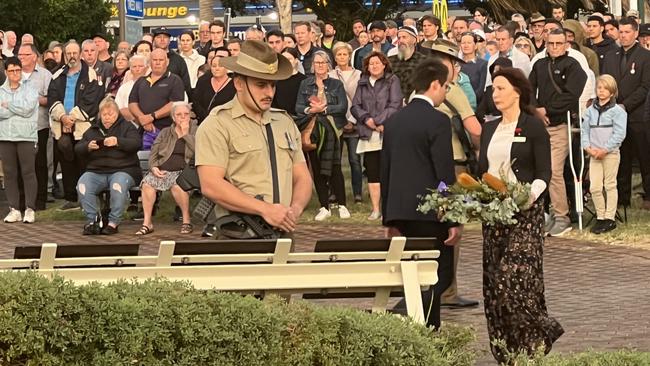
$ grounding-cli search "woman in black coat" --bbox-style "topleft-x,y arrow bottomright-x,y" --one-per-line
192,47 -> 236,123
477,67 -> 563,364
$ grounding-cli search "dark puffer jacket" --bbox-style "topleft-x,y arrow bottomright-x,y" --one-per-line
350,72 -> 403,140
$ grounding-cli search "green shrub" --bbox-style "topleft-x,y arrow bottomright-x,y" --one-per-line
499,341 -> 650,366
0,272 -> 475,365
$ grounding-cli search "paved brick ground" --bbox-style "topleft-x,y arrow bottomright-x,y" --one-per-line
1,220 -> 649,364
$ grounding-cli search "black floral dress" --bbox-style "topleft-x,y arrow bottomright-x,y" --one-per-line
482,200 -> 564,363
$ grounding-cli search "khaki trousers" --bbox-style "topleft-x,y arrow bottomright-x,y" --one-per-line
441,165 -> 469,302
547,125 -> 570,218
589,151 -> 620,220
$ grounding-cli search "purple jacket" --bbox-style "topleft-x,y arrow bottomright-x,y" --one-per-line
350,72 -> 403,140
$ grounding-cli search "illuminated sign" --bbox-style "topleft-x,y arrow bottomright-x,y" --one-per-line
111,4 -> 189,19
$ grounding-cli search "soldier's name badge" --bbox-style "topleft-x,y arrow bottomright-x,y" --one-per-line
513,136 -> 527,143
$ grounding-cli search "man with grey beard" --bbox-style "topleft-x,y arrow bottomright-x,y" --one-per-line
47,40 -> 104,210
388,25 -> 432,98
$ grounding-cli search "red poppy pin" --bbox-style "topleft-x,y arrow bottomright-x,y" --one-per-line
514,128 -> 523,136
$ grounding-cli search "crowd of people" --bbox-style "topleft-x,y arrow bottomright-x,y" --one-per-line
1,6 -> 648,361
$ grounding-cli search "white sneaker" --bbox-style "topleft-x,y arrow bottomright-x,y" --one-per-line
314,207 -> 331,221
23,208 -> 35,224
338,205 -> 351,219
367,211 -> 381,221
4,208 -> 22,223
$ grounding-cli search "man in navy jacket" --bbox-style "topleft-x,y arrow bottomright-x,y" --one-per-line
381,58 -> 462,329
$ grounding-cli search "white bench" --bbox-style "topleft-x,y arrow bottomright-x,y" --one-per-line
2,237 -> 440,324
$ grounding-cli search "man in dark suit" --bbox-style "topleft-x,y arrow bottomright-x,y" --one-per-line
602,17 -> 650,209
381,58 -> 462,329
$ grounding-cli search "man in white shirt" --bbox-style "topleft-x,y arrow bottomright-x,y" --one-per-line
485,26 -> 531,88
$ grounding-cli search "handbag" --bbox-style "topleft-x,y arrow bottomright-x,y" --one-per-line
215,124 -> 282,240
301,115 -> 317,152
176,158 -> 200,191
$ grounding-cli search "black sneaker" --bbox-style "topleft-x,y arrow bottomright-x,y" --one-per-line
354,194 -> 362,203
590,220 -> 604,234
202,224 -> 216,237
83,223 -> 101,235
101,225 -> 119,235
598,219 -> 616,234
127,203 -> 139,213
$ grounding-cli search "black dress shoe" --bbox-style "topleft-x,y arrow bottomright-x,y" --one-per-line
441,297 -> 480,308
101,225 -> 119,235
83,223 -> 101,235
598,219 -> 616,234
590,219 -> 604,234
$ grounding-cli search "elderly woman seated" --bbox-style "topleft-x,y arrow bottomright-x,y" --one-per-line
136,102 -> 196,235
75,97 -> 143,235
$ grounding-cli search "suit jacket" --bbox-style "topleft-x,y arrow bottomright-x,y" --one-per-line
478,112 -> 551,187
601,43 -> 650,123
380,98 -> 456,225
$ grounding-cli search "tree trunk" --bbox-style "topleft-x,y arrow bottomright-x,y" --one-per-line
199,0 -> 214,22
278,0 -> 293,34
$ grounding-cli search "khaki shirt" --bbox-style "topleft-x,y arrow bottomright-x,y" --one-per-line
436,83 -> 474,161
195,96 -> 305,207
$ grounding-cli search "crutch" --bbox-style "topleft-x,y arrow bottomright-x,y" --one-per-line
567,110 -> 585,230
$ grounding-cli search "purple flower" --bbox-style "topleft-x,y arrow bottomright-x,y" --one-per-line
437,181 -> 448,193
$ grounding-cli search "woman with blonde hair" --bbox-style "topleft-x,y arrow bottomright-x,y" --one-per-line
514,36 -> 536,60
329,41 -> 363,202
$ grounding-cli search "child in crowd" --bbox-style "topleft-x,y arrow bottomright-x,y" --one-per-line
581,74 -> 627,234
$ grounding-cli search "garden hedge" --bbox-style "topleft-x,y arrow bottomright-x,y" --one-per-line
0,272 -> 475,365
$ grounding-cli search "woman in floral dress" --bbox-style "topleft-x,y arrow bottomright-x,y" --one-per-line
476,67 -> 564,363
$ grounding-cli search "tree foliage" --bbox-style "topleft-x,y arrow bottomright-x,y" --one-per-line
463,0 -> 607,24
221,0 -> 429,42
0,0 -> 112,51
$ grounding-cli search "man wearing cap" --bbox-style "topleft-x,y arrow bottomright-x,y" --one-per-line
423,39 -> 481,309
627,9 -> 640,21
388,25 -> 430,97
93,34 -> 112,64
638,23 -> 650,50
353,21 -> 394,70
385,20 -> 399,46
196,40 -> 312,237
586,15 -> 618,73
602,17 -> 650,210
152,27 -> 192,101
530,13 -> 546,53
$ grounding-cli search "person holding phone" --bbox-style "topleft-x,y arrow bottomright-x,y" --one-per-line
75,96 -> 142,235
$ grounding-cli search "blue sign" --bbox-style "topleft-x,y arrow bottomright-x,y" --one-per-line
125,0 -> 145,19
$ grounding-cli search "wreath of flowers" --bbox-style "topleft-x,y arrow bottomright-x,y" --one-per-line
417,172 -> 532,226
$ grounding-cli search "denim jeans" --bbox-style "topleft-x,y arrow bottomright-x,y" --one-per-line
341,136 -> 362,197
77,171 -> 135,225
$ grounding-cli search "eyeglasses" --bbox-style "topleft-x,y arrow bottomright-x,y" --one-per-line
546,41 -> 565,47
313,61 -> 328,65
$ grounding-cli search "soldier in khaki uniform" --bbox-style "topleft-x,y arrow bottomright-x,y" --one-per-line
423,40 -> 482,308
195,41 -> 312,235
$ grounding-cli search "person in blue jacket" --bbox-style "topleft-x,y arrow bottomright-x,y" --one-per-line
581,74 -> 627,234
